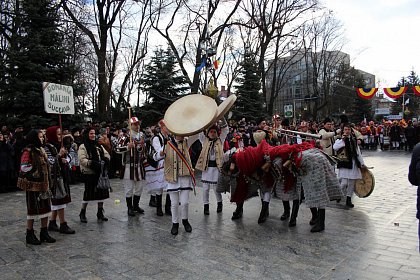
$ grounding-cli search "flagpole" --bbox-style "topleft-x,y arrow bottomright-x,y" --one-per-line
402,79 -> 405,119
402,93 -> 405,119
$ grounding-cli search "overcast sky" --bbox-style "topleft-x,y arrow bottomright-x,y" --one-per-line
322,0 -> 420,87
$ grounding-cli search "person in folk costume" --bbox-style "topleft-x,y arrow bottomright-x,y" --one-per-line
145,120 -> 172,216
195,118 -> 229,215
164,132 -> 198,235
369,121 -> 378,150
144,126 -> 157,208
78,128 -> 111,222
44,126 -> 75,234
278,121 -> 310,228
318,117 -> 340,157
333,123 -> 366,208
17,129 -> 56,245
117,117 -> 146,216
231,130 -> 273,224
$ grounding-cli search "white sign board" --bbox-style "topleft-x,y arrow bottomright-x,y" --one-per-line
43,82 -> 75,114
284,104 -> 293,118
375,108 -> 390,115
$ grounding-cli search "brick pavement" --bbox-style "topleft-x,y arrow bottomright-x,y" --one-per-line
0,150 -> 419,279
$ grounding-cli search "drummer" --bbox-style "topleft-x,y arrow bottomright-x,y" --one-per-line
164,132 -> 198,235
333,123 -> 366,208
195,118 -> 229,215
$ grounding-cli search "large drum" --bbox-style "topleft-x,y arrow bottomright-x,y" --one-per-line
164,94 -> 218,136
355,168 -> 375,198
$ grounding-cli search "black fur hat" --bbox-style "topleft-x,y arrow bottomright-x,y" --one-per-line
323,117 -> 332,124
256,117 -> 266,126
339,114 -> 349,124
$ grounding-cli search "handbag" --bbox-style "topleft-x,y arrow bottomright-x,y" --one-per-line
51,159 -> 67,200
97,160 -> 111,190
52,176 -> 67,200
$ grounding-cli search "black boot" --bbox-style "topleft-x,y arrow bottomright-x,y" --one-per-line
26,229 -> 41,245
309,207 -> 318,225
217,202 -> 223,213
258,201 -> 269,224
126,197 -> 135,216
97,207 -> 109,221
165,194 -> 172,215
310,208 -> 325,233
133,195 -> 145,214
204,204 -> 210,215
59,222 -> 75,234
171,223 -> 179,235
156,195 -> 163,216
288,200 -> 300,227
231,203 -> 243,220
182,219 -> 192,233
79,209 -> 87,223
48,220 -> 59,232
40,227 -> 56,243
149,195 -> 157,207
346,196 -> 354,208
280,201 -> 290,221
261,199 -> 269,217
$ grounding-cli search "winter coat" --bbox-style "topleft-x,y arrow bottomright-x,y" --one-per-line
408,143 -> 420,219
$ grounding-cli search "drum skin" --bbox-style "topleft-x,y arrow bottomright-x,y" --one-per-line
164,94 -> 218,136
355,168 -> 375,198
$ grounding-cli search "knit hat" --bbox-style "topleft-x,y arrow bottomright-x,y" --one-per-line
99,128 -> 107,135
130,117 -> 140,124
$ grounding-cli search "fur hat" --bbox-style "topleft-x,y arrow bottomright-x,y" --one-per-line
339,114 -> 349,124
256,117 -> 266,127
206,124 -> 219,136
253,130 -> 266,145
323,117 -> 332,124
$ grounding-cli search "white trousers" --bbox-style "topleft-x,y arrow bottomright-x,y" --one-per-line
169,190 -> 190,223
202,183 -> 222,205
340,178 -> 356,197
260,190 -> 272,202
124,179 -> 143,198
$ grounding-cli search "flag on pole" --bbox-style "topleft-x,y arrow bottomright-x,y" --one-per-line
213,57 -> 222,69
195,58 -> 206,72
405,98 -> 410,105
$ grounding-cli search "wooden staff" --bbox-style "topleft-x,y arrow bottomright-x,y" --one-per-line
277,128 -> 322,139
128,107 -> 133,157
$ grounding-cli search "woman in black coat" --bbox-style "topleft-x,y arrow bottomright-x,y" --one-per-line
0,133 -> 15,192
408,143 -> 420,252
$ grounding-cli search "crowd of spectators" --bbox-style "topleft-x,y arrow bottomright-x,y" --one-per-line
1,116 -> 420,193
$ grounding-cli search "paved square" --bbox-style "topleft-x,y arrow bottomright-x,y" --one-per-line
0,150 -> 419,279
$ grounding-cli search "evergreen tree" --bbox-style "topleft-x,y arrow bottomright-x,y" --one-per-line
1,0 -> 71,127
392,71 -> 420,119
232,52 -> 264,122
349,68 -> 372,123
137,46 -> 189,125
